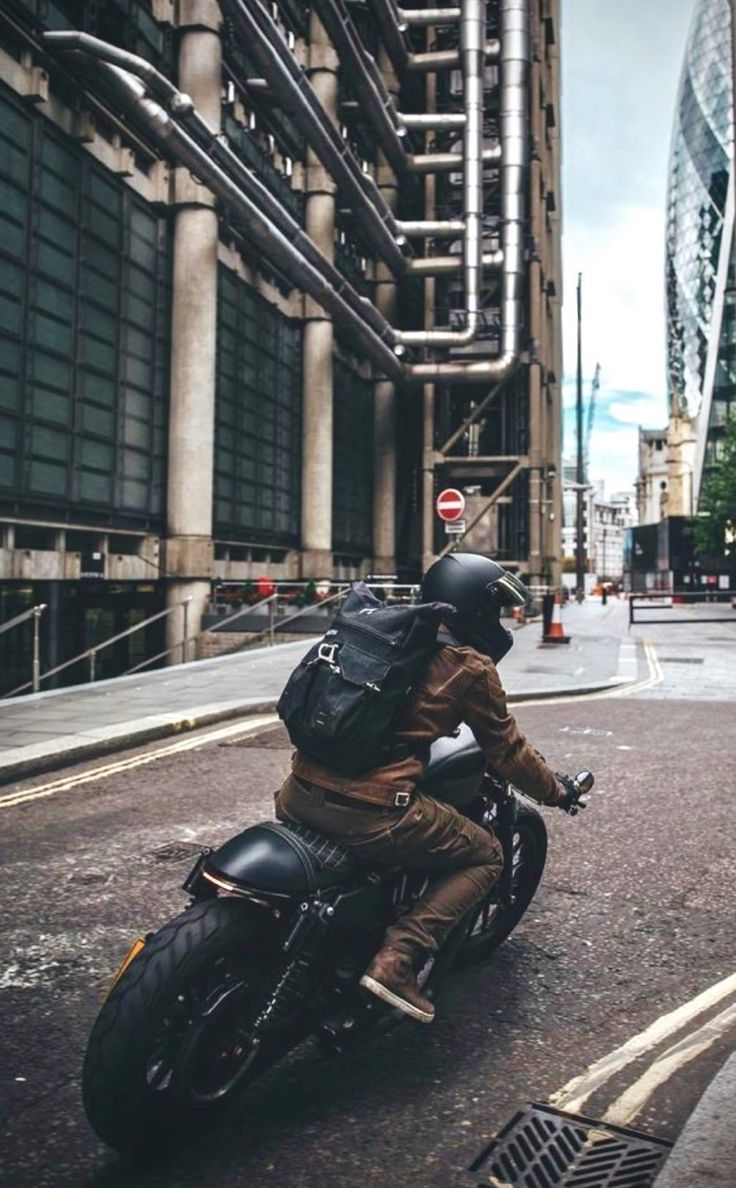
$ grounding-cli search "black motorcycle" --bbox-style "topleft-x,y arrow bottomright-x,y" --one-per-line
82,724 -> 592,1153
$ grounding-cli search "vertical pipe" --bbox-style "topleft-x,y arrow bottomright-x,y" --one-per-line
165,4 -> 221,657
422,65 -> 439,570
301,10 -> 338,577
373,44 -> 399,571
575,273 -> 586,599
462,0 -> 485,337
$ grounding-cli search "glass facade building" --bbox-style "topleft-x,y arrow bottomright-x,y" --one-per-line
666,0 -> 735,496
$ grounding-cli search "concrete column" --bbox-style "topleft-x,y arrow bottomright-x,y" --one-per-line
165,2 -> 221,657
373,48 -> 399,573
301,12 -> 338,578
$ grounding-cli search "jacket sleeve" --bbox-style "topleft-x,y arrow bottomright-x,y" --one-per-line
464,661 -> 560,805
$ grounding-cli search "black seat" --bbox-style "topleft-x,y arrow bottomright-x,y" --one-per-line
205,820 -> 358,897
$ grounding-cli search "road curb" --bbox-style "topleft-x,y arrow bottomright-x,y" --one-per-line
0,676 -> 636,789
653,1050 -> 736,1186
0,699 -> 279,788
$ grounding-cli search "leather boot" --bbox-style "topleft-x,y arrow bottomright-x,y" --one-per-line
360,947 -> 435,1024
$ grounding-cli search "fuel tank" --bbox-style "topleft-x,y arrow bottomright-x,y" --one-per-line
418,722 -> 486,806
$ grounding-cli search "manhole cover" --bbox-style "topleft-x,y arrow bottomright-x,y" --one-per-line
467,1103 -> 671,1187
152,842 -> 204,862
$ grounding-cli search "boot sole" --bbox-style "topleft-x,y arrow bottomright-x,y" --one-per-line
359,975 -> 435,1024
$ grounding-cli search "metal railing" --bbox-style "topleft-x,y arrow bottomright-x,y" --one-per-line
629,589 -> 736,626
0,604 -> 47,694
204,582 -> 423,655
2,598 -> 193,700
0,583 -> 422,699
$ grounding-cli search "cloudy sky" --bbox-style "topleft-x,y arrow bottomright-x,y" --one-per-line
560,0 -> 696,495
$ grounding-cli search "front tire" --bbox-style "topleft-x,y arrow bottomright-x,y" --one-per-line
82,899 -> 286,1154
457,802 -> 547,965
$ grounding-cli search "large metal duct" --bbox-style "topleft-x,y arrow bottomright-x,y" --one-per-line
44,33 -> 394,348
403,0 -> 531,382
311,0 -> 407,176
394,0 -> 487,349
218,0 -> 408,276
56,55 -> 403,381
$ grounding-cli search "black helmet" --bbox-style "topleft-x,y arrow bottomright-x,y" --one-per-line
421,553 -> 530,663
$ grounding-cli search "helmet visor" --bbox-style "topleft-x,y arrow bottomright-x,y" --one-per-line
487,570 -> 530,608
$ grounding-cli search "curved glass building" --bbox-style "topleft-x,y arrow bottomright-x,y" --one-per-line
666,0 -> 734,496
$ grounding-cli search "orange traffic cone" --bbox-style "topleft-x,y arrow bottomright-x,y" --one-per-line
543,590 -> 571,644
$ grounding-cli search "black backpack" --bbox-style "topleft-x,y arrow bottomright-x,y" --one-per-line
276,582 -> 453,775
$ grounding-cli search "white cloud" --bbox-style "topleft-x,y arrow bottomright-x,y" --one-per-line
562,203 -> 668,399
587,425 -> 640,497
607,397 -> 667,426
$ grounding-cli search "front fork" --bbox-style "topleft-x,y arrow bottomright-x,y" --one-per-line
483,772 -> 518,909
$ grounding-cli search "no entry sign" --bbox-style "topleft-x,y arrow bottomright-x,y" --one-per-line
436,488 -> 466,522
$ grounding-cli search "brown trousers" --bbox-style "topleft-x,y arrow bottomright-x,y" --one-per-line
275,775 -> 504,962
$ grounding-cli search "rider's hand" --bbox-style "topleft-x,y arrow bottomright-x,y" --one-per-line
554,773 -> 588,815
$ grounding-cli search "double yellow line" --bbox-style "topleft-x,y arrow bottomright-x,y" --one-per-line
0,638 -> 664,812
0,714 -> 281,811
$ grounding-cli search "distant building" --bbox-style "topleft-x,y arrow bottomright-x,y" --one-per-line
635,415 -> 696,526
590,491 -> 636,582
666,0 -> 734,505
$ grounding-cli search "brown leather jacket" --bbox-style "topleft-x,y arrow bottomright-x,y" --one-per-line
292,638 -> 561,808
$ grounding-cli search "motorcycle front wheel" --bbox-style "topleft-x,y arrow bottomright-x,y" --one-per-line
82,898 -> 293,1154
457,802 -> 548,965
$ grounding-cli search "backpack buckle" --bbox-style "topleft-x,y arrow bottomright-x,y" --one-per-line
318,642 -> 339,666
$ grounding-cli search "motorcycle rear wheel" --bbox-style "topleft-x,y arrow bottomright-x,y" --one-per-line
457,802 -> 547,965
82,898 -> 291,1154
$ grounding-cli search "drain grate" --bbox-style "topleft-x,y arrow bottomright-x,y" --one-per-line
467,1104 -> 672,1188
659,657 -> 704,664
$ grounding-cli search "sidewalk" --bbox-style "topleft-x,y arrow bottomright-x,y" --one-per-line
0,598 -> 632,786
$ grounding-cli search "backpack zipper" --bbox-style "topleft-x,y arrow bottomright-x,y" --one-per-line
344,619 -> 401,647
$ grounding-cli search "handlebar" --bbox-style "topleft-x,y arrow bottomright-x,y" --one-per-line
557,769 -> 595,815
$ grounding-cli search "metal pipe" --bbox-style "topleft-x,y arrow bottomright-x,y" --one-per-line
399,7 -> 461,26
218,0 -> 407,275
407,41 -> 499,71
368,0 -> 410,71
398,219 -> 466,236
396,0 -> 486,348
398,111 -> 466,130
77,61 -> 403,380
311,0 -> 407,176
403,0 -> 531,379
407,144 -> 502,173
45,34 -> 395,349
406,250 -> 503,275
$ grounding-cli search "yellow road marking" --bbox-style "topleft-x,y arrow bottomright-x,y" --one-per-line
550,969 -> 736,1114
0,714 -> 281,810
601,999 -> 736,1127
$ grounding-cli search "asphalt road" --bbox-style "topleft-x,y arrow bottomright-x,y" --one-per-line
2,647 -> 736,1187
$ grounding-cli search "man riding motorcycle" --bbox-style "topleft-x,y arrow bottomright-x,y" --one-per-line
275,554 -> 573,1025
